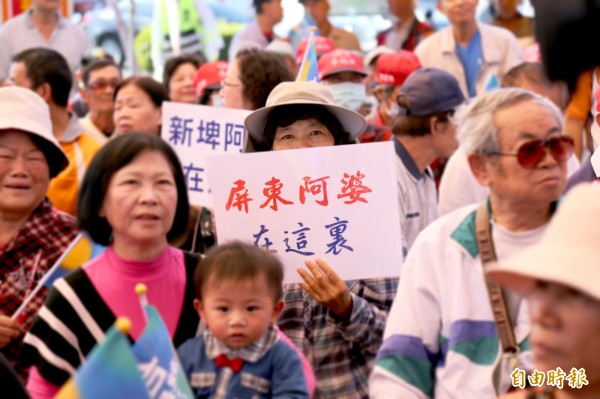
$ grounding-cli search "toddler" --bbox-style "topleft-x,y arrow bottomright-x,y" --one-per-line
178,241 -> 309,398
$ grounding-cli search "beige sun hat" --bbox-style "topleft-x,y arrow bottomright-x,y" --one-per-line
244,81 -> 367,143
0,86 -> 68,177
486,183 -> 600,301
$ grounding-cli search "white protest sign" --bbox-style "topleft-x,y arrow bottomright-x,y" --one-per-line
161,102 -> 251,207
207,142 -> 403,283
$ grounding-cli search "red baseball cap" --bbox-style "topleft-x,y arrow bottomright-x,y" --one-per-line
296,36 -> 335,65
193,61 -> 229,96
318,49 -> 367,80
375,50 -> 421,86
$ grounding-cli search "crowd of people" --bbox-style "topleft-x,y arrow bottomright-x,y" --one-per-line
0,0 -> 598,398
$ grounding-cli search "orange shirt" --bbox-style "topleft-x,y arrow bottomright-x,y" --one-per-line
47,117 -> 101,216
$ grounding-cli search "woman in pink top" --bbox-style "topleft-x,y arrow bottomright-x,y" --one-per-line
21,133 -> 199,398
21,133 -> 315,397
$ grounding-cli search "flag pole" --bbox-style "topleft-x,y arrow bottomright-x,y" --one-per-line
11,233 -> 84,321
135,283 -> 149,325
296,26 -> 317,81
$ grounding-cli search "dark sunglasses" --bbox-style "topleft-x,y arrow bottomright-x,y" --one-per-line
87,79 -> 120,91
486,136 -> 575,169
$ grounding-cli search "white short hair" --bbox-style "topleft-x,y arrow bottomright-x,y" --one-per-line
455,88 -> 564,155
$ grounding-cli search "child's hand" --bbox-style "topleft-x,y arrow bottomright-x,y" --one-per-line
297,258 -> 353,319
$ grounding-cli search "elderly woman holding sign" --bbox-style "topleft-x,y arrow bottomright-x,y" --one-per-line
244,81 -> 398,398
488,183 -> 600,399
0,87 -> 79,381
22,134 -> 200,398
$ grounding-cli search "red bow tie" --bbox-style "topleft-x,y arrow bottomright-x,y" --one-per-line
215,354 -> 244,373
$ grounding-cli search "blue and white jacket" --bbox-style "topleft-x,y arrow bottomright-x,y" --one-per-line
370,204 -> 540,398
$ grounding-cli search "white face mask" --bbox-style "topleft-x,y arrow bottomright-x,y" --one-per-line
327,82 -> 367,111
210,93 -> 224,108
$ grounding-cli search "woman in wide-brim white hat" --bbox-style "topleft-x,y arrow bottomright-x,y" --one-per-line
244,80 -> 366,152
243,80 -> 395,397
488,183 -> 600,399
0,86 -> 78,381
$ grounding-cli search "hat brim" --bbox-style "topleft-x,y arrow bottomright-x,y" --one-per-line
321,68 -> 367,80
245,100 -> 367,144
486,246 -> 600,301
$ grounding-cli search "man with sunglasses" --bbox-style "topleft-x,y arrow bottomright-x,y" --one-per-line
371,88 -> 574,398
79,58 -> 121,145
438,62 -> 580,217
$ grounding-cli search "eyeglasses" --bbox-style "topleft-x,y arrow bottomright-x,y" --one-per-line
221,79 -> 241,88
486,136 -> 575,169
87,79 -> 120,91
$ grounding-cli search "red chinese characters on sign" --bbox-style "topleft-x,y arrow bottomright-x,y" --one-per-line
299,176 -> 330,206
337,171 -> 372,204
225,179 -> 253,213
224,172 -> 372,213
259,177 -> 294,211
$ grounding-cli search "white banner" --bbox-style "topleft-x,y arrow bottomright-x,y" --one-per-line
161,102 -> 250,207
207,142 -> 403,283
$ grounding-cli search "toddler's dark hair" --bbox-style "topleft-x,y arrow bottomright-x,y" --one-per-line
194,241 -> 284,302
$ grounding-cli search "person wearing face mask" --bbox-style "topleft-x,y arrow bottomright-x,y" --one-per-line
366,50 -> 421,129
318,49 -> 392,143
193,60 -> 228,107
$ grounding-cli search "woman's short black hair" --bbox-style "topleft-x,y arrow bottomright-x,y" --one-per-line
254,104 -> 354,151
77,133 -> 189,246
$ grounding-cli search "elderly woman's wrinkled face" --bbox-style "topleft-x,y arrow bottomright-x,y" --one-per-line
529,281 -> 600,385
114,84 -> 162,136
272,118 -> 335,150
0,130 -> 50,218
99,150 -> 178,249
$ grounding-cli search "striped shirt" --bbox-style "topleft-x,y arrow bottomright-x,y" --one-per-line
20,251 -> 200,387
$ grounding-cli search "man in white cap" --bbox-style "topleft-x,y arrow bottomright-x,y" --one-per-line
0,86 -> 78,382
370,88 -> 575,398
